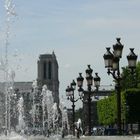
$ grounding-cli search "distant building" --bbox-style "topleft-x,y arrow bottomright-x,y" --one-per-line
0,52 -> 60,131
37,52 -> 59,104
0,52 -> 59,99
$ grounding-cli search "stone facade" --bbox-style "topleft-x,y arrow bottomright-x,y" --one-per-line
37,52 -> 59,104
0,52 -> 60,132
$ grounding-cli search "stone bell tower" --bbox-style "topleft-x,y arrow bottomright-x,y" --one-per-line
37,52 -> 59,104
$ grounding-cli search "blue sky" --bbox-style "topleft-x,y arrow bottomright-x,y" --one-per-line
0,0 -> 140,108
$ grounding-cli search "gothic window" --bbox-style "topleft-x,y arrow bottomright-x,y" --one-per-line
43,61 -> 47,79
48,61 -> 52,79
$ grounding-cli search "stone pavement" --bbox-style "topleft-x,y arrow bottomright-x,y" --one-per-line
79,136 -> 140,140
25,135 -> 140,140
1,134 -> 140,140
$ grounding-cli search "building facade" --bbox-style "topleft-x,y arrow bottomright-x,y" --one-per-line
0,52 -> 60,133
37,52 -> 59,104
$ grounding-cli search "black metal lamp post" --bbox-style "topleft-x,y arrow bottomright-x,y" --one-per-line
66,80 -> 79,136
127,48 -> 137,72
76,73 -> 84,98
76,65 -> 101,136
127,48 -> 138,87
103,38 -> 137,135
94,73 -> 101,90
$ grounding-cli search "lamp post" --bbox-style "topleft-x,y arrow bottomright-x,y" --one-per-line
103,38 -> 137,135
127,48 -> 138,87
66,80 -> 79,136
76,65 -> 101,136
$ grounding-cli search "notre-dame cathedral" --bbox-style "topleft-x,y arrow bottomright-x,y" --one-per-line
0,52 -> 60,132
37,52 -> 59,104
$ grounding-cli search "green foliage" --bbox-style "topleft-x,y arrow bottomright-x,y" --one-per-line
97,93 -> 117,125
121,61 -> 140,90
124,88 -> 140,123
75,108 -> 83,122
121,67 -> 132,90
97,89 -> 140,125
136,62 -> 140,88
121,90 -> 127,122
97,62 -> 140,125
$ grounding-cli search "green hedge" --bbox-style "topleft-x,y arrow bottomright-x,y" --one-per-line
124,88 -> 140,123
97,88 -> 140,125
97,93 -> 117,125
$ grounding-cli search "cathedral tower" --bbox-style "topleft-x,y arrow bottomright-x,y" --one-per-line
37,52 -> 59,104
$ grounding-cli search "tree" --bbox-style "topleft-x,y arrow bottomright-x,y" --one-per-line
75,108 -> 83,122
121,61 -> 140,90
136,62 -> 140,88
97,93 -> 117,125
124,89 -> 140,123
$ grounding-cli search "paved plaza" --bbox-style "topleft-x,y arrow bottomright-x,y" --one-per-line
1,135 -> 140,140
27,136 -> 140,140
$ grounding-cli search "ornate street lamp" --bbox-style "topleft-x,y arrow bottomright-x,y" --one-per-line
76,73 -> 84,100
71,79 -> 76,90
113,38 -> 124,58
94,73 -> 101,89
127,48 -> 138,88
77,73 -> 84,88
127,48 -> 138,74
103,38 -> 137,135
103,47 -> 114,69
76,65 -> 101,136
66,80 -> 79,136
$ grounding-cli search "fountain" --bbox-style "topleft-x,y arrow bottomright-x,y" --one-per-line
41,85 -> 62,136
0,0 -> 138,139
31,80 -> 38,133
0,81 -> 65,139
41,84 -> 54,136
16,97 -> 26,134
59,99 -> 70,137
0,0 -> 16,136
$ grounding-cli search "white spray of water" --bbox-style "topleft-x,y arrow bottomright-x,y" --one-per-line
59,100 -> 70,134
52,102 -> 59,133
31,80 -> 38,131
41,85 -> 54,132
4,0 -> 16,68
3,0 -> 16,135
17,97 -> 25,133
